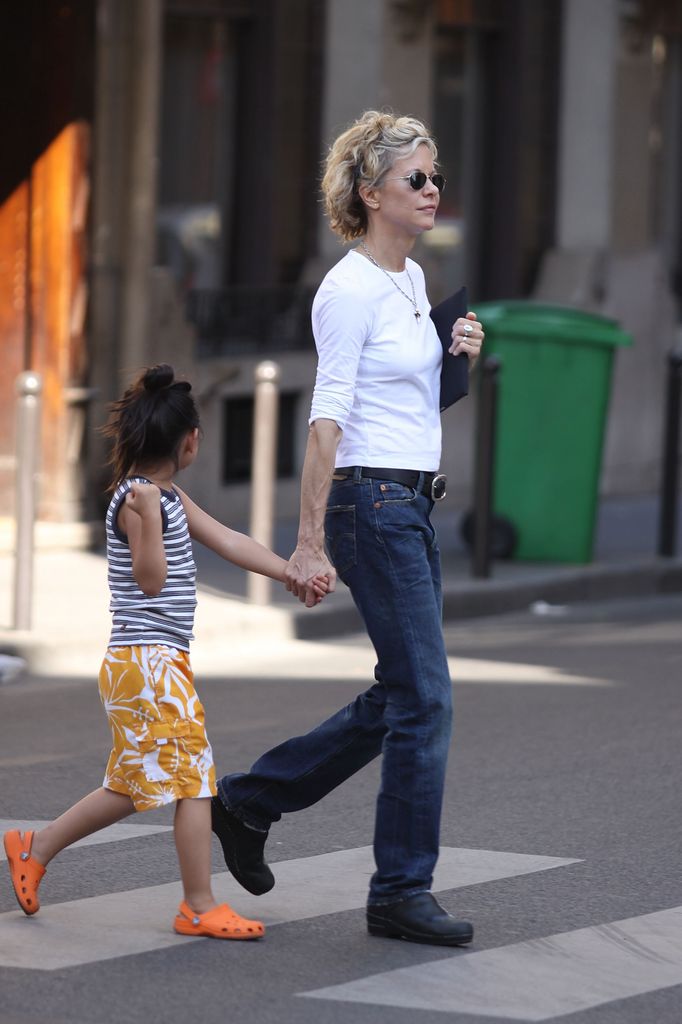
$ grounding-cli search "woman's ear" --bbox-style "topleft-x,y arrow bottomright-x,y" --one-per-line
358,183 -> 380,211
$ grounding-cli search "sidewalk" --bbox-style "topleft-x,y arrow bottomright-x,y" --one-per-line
1,493 -> 681,680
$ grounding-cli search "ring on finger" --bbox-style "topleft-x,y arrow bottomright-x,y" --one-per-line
463,322 -> 474,335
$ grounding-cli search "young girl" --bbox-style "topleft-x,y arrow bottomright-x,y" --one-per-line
3,363 -> 326,940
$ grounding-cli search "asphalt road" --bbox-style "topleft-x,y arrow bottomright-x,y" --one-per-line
1,593 -> 681,1024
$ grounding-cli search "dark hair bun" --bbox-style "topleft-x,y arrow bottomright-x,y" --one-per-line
143,364 -> 175,392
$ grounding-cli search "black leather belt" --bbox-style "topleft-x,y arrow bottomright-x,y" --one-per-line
334,466 -> 447,501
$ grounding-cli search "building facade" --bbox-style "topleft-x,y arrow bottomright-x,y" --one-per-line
1,0 -> 680,547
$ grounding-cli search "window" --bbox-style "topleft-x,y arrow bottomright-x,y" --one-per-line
156,2 -> 322,355
222,392 -> 298,483
157,13 -> 238,297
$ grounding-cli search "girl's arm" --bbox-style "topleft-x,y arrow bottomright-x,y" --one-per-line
174,486 -> 288,582
118,482 -> 167,596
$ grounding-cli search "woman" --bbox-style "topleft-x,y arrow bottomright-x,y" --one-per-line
212,110 -> 484,946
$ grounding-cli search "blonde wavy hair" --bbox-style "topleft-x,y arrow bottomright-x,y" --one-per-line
321,110 -> 438,242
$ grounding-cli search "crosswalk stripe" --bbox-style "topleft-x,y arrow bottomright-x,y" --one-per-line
0,845 -> 577,971
300,905 -> 682,1021
0,821 -> 172,861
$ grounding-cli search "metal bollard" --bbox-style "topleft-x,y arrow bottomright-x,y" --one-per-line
12,371 -> 43,630
657,350 -> 682,557
472,356 -> 501,579
248,361 -> 281,604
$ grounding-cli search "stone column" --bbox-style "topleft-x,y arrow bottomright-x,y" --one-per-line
120,0 -> 163,372
556,0 -> 618,249
316,0 -> 384,265
314,0 -> 434,269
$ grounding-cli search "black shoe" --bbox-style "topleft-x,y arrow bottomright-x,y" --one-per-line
210,796 -> 275,895
367,892 -> 473,947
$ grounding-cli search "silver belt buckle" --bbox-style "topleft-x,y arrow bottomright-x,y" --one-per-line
431,474 -> 447,501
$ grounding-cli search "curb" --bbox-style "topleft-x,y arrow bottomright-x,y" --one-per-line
3,557 -> 682,674
0,595 -> 296,676
290,557 -> 682,639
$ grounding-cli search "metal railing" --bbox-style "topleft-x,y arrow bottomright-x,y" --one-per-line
471,356 -> 501,578
187,286 -> 317,357
658,349 -> 682,557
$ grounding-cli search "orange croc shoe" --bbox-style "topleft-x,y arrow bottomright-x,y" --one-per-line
174,901 -> 264,940
4,830 -> 46,915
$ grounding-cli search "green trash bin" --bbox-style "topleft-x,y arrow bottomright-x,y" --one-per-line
473,302 -> 632,563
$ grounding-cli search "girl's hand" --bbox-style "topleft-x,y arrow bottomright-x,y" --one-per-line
311,574 -> 331,604
125,482 -> 161,519
450,311 -> 484,367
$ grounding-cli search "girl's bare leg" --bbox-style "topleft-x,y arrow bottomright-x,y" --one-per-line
174,798 -> 216,914
30,788 -> 135,866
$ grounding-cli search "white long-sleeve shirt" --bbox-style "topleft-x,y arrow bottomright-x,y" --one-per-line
309,250 -> 442,472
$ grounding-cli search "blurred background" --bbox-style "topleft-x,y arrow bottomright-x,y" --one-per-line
1,0 -> 681,548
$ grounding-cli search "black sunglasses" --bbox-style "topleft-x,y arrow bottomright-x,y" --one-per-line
386,171 -> 446,193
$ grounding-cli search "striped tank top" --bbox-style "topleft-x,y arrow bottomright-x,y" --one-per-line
106,477 -> 197,651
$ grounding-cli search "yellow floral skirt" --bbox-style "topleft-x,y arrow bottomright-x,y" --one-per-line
98,645 -> 216,811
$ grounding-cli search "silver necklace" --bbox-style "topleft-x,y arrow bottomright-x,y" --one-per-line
359,242 -> 421,321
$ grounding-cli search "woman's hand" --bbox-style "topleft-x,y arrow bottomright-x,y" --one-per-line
450,312 -> 484,369
285,545 -> 337,608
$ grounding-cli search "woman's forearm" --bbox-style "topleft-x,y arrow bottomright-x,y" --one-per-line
296,419 -> 342,552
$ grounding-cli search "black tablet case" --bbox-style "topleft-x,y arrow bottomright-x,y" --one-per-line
430,286 -> 469,411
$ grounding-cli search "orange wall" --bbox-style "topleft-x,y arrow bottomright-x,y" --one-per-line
0,183 -> 29,515
0,122 -> 89,522
29,122 -> 90,521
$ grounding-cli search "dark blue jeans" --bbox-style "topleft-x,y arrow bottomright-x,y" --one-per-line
217,471 -> 453,904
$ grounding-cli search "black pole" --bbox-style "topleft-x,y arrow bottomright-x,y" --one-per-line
658,350 -> 682,557
472,355 -> 501,578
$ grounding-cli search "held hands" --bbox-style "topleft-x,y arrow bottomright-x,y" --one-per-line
125,481 -> 162,519
450,311 -> 484,367
284,545 -> 337,608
